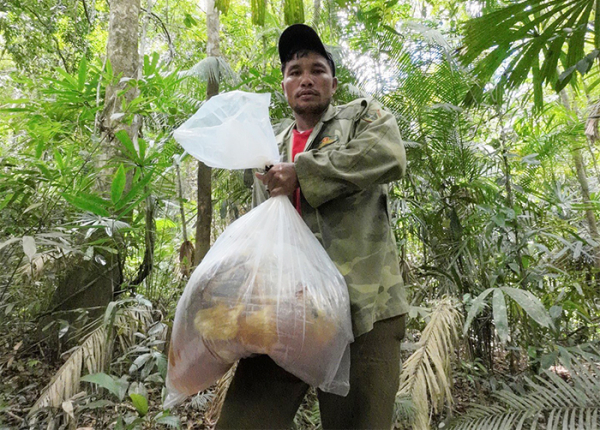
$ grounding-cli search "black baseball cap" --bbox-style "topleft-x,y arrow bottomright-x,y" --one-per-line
278,24 -> 336,76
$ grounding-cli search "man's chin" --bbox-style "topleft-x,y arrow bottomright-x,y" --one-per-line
293,102 -> 329,117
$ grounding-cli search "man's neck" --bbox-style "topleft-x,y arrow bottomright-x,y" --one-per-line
294,111 -> 324,132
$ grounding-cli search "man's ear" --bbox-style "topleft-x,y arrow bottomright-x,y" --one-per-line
281,81 -> 286,97
332,77 -> 338,94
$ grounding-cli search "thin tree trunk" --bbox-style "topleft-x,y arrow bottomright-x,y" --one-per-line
195,0 -> 220,265
560,90 -> 600,269
139,0 -> 154,79
312,0 -> 320,27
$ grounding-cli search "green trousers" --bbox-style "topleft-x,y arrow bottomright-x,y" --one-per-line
216,314 -> 406,430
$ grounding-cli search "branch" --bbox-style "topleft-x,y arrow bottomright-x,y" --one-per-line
141,7 -> 176,62
17,0 -> 71,73
81,0 -> 92,26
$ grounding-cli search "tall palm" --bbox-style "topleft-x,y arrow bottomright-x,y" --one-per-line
460,0 -> 599,106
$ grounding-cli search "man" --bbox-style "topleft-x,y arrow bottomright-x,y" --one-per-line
217,24 -> 409,429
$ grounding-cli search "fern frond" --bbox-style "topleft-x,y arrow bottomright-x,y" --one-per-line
450,359 -> 600,429
398,297 -> 462,430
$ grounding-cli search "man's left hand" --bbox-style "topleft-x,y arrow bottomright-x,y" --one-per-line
256,163 -> 299,197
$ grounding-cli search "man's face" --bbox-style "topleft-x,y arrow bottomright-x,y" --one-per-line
281,51 -> 338,118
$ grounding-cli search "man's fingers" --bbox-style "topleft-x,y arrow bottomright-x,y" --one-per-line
269,187 -> 284,197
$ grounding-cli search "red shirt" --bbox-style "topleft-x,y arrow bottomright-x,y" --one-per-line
291,128 -> 312,214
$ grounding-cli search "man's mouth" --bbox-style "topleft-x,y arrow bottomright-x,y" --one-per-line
297,91 -> 318,98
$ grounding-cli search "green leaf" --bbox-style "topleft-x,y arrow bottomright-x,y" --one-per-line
115,169 -> 155,211
55,67 -> 79,89
251,0 -> 266,25
492,289 -> 509,344
62,193 -> 111,217
81,373 -> 129,401
129,393 -> 148,416
78,56 -> 88,91
463,288 -> 494,335
111,164 -> 127,204
596,0 -> 600,49
215,0 -> 230,14
115,130 -> 138,160
0,193 -> 14,211
566,1 -> 594,69
54,149 -> 65,171
501,287 -> 553,328
138,138 -> 147,162
284,0 -> 304,25
35,140 -> 45,159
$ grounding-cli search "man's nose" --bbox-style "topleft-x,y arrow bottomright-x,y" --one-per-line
300,72 -> 314,86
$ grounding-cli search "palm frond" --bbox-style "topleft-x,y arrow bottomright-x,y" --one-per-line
450,358 -> 600,429
397,297 -> 463,430
29,303 -> 154,415
204,363 -> 238,427
30,324 -> 107,412
179,56 -> 239,85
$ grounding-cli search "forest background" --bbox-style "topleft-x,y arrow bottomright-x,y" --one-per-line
2,0 -> 600,428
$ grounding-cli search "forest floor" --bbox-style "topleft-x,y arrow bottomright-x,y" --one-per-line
0,325 -> 496,430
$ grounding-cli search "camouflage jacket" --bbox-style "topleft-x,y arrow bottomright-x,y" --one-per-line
253,97 -> 409,337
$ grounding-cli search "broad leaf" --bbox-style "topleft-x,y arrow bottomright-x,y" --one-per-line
492,289 -> 510,344
111,164 -> 127,204
501,287 -> 553,328
115,129 -> 138,161
81,373 -> 129,401
62,193 -> 110,217
22,236 -> 36,261
129,393 -> 148,416
77,56 -> 88,91
463,288 -> 494,335
115,169 -> 155,211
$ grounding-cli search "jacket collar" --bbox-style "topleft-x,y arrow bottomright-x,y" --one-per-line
278,104 -> 337,138
276,103 -> 339,159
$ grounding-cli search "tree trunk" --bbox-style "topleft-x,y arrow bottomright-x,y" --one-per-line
195,0 -> 220,265
102,0 -> 141,158
560,90 -> 600,269
50,0 -> 141,328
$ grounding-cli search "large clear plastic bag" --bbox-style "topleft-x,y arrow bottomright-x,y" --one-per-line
173,91 -> 280,169
164,196 -> 353,408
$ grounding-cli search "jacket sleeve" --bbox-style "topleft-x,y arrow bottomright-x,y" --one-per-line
294,100 -> 406,208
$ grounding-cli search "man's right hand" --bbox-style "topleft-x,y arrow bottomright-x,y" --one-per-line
256,163 -> 299,197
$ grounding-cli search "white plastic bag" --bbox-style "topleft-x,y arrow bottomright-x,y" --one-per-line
164,196 -> 353,409
173,91 -> 280,169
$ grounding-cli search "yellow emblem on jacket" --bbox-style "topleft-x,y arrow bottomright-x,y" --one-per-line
318,136 -> 339,149
362,109 -> 382,123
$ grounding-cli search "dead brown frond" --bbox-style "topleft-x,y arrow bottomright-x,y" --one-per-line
397,297 -> 462,430
29,304 -> 155,416
585,99 -> 600,143
30,324 -> 107,412
204,363 -> 238,428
